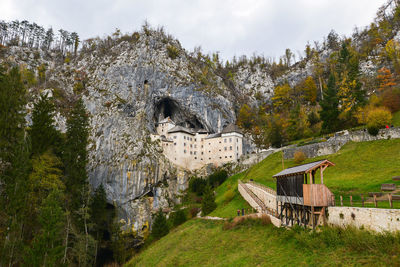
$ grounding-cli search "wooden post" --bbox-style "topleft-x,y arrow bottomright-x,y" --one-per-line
340,195 -> 343,206
373,194 -> 377,208
389,193 -> 393,209
361,194 -> 364,207
350,195 -> 353,206
320,167 -> 323,184
311,206 -> 315,230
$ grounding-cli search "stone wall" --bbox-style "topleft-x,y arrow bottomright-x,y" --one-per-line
283,127 -> 400,159
327,206 -> 400,232
245,182 -> 277,212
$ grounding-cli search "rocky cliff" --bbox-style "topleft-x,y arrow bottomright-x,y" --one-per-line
0,27 -> 278,232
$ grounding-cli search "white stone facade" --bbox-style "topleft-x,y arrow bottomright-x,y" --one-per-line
151,117 -> 244,170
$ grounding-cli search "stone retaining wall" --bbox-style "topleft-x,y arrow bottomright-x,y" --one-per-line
238,183 -> 263,213
283,127 -> 400,159
327,206 -> 400,232
245,183 -> 277,212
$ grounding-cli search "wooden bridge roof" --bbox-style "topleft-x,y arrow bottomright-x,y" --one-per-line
273,159 -> 334,178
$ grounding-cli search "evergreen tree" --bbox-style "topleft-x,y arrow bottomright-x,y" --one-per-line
171,209 -> 186,227
320,74 -> 340,133
64,99 -> 89,211
201,185 -> 217,216
30,93 -> 60,155
151,210 -> 169,239
25,190 -> 66,266
0,66 -> 31,266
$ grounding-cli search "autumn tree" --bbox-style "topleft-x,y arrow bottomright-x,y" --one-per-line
272,83 -> 292,112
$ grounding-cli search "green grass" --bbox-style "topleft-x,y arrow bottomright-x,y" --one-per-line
393,110 -> 400,127
212,138 -> 400,217
126,138 -> 400,266
127,219 -> 400,266
242,139 -> 400,197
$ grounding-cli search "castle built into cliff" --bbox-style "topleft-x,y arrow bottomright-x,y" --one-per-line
151,117 -> 244,170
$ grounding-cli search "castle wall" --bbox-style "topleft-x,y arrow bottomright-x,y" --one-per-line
155,121 -> 244,170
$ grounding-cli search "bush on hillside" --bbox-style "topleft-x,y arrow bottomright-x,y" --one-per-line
201,185 -> 217,216
151,210 -> 169,240
170,209 -> 187,227
189,177 -> 207,196
208,169 -> 228,188
366,106 -> 392,135
167,45 -> 180,59
294,150 -> 307,164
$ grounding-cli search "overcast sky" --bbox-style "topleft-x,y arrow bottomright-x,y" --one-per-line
1,0 -> 386,60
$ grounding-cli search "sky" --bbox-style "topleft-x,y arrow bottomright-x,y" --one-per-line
0,0 -> 387,61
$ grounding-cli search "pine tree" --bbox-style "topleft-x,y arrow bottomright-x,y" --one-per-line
0,66 -> 31,266
320,74 -> 340,133
151,210 -> 169,239
64,99 -> 89,211
25,190 -> 66,266
201,185 -> 217,216
30,93 -> 60,155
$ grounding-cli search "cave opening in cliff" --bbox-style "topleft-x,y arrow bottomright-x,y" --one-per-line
154,97 -> 205,130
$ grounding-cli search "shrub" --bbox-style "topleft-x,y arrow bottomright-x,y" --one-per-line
201,185 -> 217,216
167,45 -> 180,59
189,207 -> 200,218
367,125 -> 379,136
223,189 -> 235,204
222,214 -> 271,230
294,150 -> 307,164
366,106 -> 392,135
151,210 -> 169,239
208,169 -> 228,188
189,177 -> 207,196
171,209 -> 187,227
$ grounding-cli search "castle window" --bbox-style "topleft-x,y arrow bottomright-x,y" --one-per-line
174,136 -> 177,139
184,143 -> 186,146
184,136 -> 186,140
201,152 -> 203,155
194,144 -> 197,148
229,138 -> 232,142
237,138 -> 238,142
190,151 -> 192,155
219,141 -> 221,143
190,144 -> 192,148
230,156 -> 232,158
224,138 -> 227,143
224,147 -> 227,151
194,151 -> 197,155
225,156 -> 227,158
195,157 -> 197,159
184,150 -> 186,153
237,147 -> 238,150
209,151 -> 211,153
201,145 -> 203,148
219,157 -> 222,159
194,138 -> 196,141
201,158 -> 203,160
174,143 -> 176,146
230,146 -> 232,150
209,143 -> 211,145
209,157 -> 211,160
219,149 -> 221,151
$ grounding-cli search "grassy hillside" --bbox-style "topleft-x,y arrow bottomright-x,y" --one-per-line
127,219 -> 400,266
126,138 -> 400,266
211,138 -> 400,217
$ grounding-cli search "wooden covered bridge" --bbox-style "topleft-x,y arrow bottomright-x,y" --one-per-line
238,159 -> 336,228
274,159 -> 335,228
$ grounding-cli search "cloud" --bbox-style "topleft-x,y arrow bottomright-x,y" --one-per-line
0,0 -> 386,60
